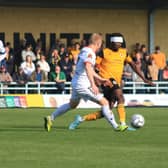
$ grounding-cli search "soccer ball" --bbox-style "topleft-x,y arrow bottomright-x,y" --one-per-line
130,114 -> 145,128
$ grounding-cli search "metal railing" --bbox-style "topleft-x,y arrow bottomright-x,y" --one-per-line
0,81 -> 168,95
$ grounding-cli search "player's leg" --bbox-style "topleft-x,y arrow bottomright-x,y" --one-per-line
44,99 -> 79,132
44,89 -> 80,132
73,85 -> 112,122
114,88 -> 125,123
69,88 -> 119,130
113,88 -> 128,128
69,87 -> 104,130
68,111 -> 103,130
69,86 -> 115,130
99,96 -> 119,130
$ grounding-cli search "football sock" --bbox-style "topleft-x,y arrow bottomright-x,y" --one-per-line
102,105 -> 118,129
117,103 -> 126,125
51,103 -> 71,120
83,111 -> 103,121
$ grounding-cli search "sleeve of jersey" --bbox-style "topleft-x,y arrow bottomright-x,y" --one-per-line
84,53 -> 94,65
0,52 -> 6,62
125,55 -> 133,63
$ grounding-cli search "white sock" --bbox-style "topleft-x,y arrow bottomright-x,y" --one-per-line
102,105 -> 119,129
51,103 -> 71,120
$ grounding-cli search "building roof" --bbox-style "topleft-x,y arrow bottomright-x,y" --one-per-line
0,0 -> 168,10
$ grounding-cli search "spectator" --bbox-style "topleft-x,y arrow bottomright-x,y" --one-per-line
36,53 -> 50,79
161,63 -> 168,93
133,51 -> 146,93
49,65 -> 66,94
70,42 -> 80,65
59,43 -> 67,58
80,39 -> 87,49
21,44 -> 36,62
5,42 -> 15,75
162,63 -> 168,81
13,39 -> 26,70
148,59 -> 159,81
13,66 -> 29,84
133,51 -> 143,71
48,48 -> 61,72
35,46 -> 43,62
12,66 -> 29,93
123,63 -> 134,81
140,44 -> 148,58
21,55 -> 35,77
141,53 -> 151,80
59,53 -> 74,81
122,63 -> 134,93
150,46 -> 166,81
131,42 -> 141,62
0,65 -> 13,94
30,64 -> 47,83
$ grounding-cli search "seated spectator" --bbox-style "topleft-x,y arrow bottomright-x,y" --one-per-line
59,53 -> 74,81
21,43 -> 36,62
13,66 -> 29,84
0,65 -> 13,94
21,55 -> 35,77
12,66 -> 29,93
49,65 -> 66,94
30,64 -> 48,83
36,53 -> 50,79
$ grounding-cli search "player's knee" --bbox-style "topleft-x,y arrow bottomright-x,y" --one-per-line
99,97 -> 109,106
69,100 -> 79,109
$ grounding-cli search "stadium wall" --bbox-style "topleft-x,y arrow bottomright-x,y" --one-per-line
1,94 -> 168,108
1,7 -> 168,55
154,10 -> 168,54
0,7 -> 148,53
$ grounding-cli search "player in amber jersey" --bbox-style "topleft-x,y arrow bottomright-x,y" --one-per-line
69,33 -> 154,131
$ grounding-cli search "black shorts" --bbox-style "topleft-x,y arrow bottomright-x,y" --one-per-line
101,78 -> 120,102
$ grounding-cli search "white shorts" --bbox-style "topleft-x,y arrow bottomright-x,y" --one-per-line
70,87 -> 103,104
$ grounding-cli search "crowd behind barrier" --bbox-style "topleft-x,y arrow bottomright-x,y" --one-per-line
0,38 -> 168,94
0,81 -> 168,95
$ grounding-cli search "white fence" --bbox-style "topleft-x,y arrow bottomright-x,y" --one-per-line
0,81 -> 168,95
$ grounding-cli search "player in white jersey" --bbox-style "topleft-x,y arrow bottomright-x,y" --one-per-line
0,40 -> 6,65
44,33 -> 121,132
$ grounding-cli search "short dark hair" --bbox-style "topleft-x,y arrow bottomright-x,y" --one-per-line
155,46 -> 160,50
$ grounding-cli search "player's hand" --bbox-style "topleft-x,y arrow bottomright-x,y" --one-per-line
91,84 -> 99,95
103,79 -> 113,88
143,79 -> 155,86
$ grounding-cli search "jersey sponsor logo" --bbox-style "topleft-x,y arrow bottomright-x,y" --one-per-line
87,54 -> 92,58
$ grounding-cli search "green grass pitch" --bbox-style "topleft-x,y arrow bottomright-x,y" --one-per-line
0,107 -> 168,168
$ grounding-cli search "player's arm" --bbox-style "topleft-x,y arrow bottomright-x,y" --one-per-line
85,62 -> 99,94
128,59 -> 154,86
